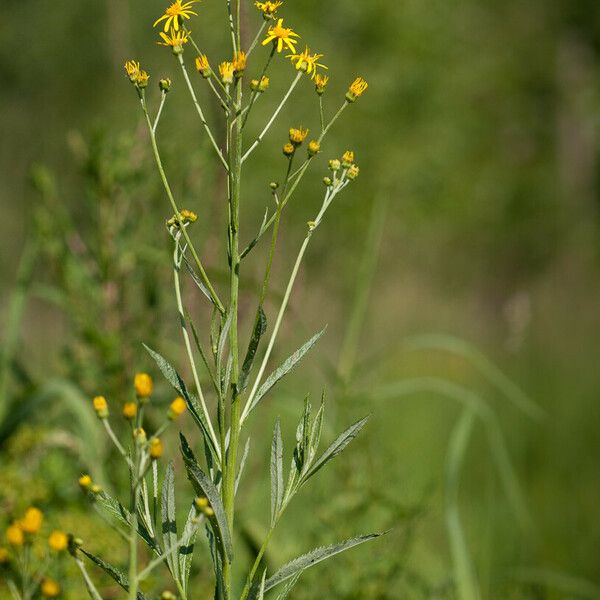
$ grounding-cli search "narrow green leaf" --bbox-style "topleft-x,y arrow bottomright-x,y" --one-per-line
264,533 -> 382,591
161,462 -> 180,582
302,416 -> 369,483
180,433 -> 233,563
80,548 -> 148,600
240,307 -> 267,391
248,328 -> 326,416
274,572 -> 303,600
235,436 -> 251,495
179,503 -> 200,595
270,419 -> 284,525
241,207 -> 269,259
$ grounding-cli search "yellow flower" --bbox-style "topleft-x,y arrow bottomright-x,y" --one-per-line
41,578 -> 61,598
169,396 -> 187,419
78,474 -> 92,489
0,547 -> 9,563
282,143 -> 295,157
289,127 -> 309,145
149,437 -> 163,460
307,140 -> 321,156
153,0 -> 199,32
255,1 -> 283,17
262,18 -> 300,53
347,164 -> 360,180
219,61 -> 235,84
342,150 -> 355,166
6,525 -> 23,546
48,530 -> 68,552
195,54 -> 211,78
122,402 -> 138,420
133,427 -> 147,444
232,51 -> 247,75
346,77 -> 368,102
250,76 -> 270,92
287,46 -> 327,79
20,508 -> 43,534
136,70 -> 150,88
93,395 -> 109,418
315,74 -> 329,95
134,373 -> 153,398
167,209 -> 198,228
158,28 -> 190,54
124,60 -> 141,82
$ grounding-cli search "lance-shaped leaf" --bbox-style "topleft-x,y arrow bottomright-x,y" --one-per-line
302,416 -> 369,483
80,548 -> 148,600
274,572 -> 303,600
179,503 -> 201,595
240,307 -> 267,391
161,462 -> 180,582
180,433 -> 233,563
264,533 -> 383,591
270,419 -> 284,525
247,328 -> 326,416
144,344 -> 219,462
236,437 -> 251,495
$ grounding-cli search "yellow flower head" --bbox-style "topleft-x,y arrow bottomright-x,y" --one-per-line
6,524 -> 24,546
347,164 -> 360,180
48,530 -> 68,552
122,402 -> 138,420
219,61 -> 235,84
124,60 -> 141,82
41,578 -> 61,598
20,508 -> 43,535
346,77 -> 368,102
158,28 -> 190,54
282,143 -> 295,157
262,19 -> 300,54
289,127 -> 309,146
167,209 -> 198,228
195,54 -> 211,77
169,396 -> 187,419
149,437 -> 163,460
133,427 -> 147,444
255,1 -> 283,17
134,373 -> 153,398
154,0 -> 199,32
78,474 -> 92,489
315,74 -> 329,95
93,395 -> 109,418
342,150 -> 355,166
233,51 -> 247,75
307,140 -> 321,156
287,46 -> 327,79
250,76 -> 270,93
0,547 -> 9,563
136,70 -> 150,88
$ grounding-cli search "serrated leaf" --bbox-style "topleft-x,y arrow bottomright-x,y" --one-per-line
179,503 -> 200,595
161,462 -> 180,582
247,328 -> 326,417
240,307 -> 267,391
302,416 -> 369,483
80,548 -> 148,599
180,433 -> 233,563
307,398 -> 325,470
270,419 -> 284,525
274,571 -> 303,600
264,533 -> 383,592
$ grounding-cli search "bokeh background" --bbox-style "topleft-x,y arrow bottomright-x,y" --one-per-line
1,0 -> 600,597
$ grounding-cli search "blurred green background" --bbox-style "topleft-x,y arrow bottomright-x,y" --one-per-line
1,0 -> 600,598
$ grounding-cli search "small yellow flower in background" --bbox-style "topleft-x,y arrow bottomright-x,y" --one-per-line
41,578 -> 61,598
194,496 -> 214,516
123,402 -> 138,420
219,62 -> 235,85
79,474 -> 92,489
342,150 -> 355,166
150,437 -> 163,459
262,18 -> 300,53
93,395 -> 109,418
169,396 -> 187,419
287,47 -> 327,79
346,77 -> 368,102
0,547 -> 8,562
153,0 -> 199,32
347,164 -> 360,180
20,507 -> 43,534
167,209 -> 198,228
158,28 -> 190,54
255,1 -> 283,18
48,530 -> 68,552
160,592 -> 177,600
282,143 -> 295,157
90,484 -> 102,494
250,76 -> 270,93
134,373 -> 153,398
232,51 -> 247,76
136,70 -> 150,88
315,74 -> 329,95
124,60 -> 141,82
328,159 -> 341,171
133,427 -> 147,444
307,140 -> 321,156
289,127 -> 308,145
6,524 -> 23,546
195,54 -> 211,78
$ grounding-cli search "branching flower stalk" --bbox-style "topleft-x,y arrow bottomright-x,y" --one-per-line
71,4 -> 377,600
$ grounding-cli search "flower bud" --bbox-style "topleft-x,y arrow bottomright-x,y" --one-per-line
90,484 -> 102,494
196,54 -> 211,78
282,143 -> 295,157
40,578 -> 61,597
269,181 -> 279,190
347,164 -> 360,180
160,593 -> 177,600
169,396 -> 187,420
133,427 -> 147,445
48,531 -> 68,552
159,78 -> 171,92
6,525 -> 24,546
93,396 -> 109,419
328,159 -> 341,171
123,402 -> 138,420
289,127 -> 308,146
323,177 -> 332,186
307,140 -> 320,156
78,474 -> 93,490
134,373 -> 153,399
149,437 -> 163,460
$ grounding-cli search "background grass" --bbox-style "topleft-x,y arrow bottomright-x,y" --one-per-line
1,0 -> 600,597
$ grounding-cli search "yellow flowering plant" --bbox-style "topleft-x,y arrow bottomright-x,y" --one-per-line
67,2 -> 377,599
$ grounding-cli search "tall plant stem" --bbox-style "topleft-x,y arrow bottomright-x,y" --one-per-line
128,450 -> 139,600
239,526 -> 275,600
140,94 -> 225,315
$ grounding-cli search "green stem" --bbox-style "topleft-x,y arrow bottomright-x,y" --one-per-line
239,526 -> 275,600
246,21 -> 267,56
128,451 -> 139,600
241,47 -> 275,129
